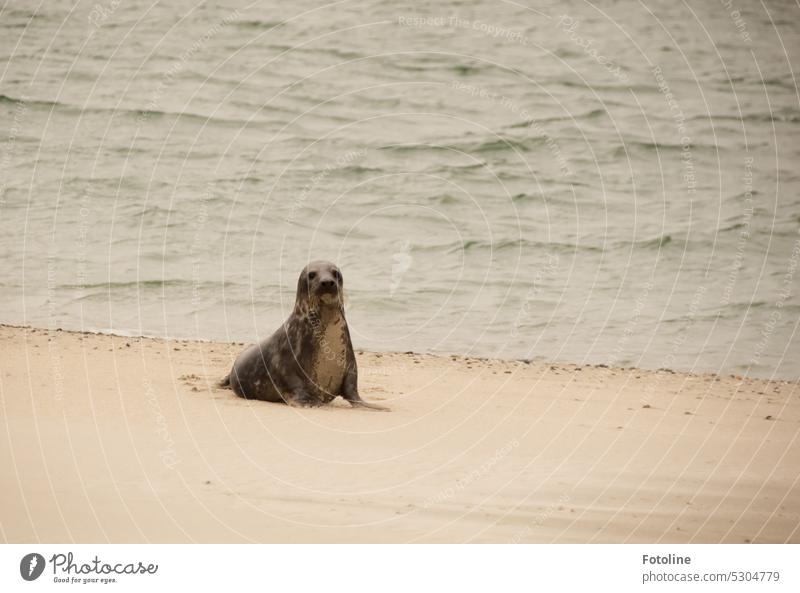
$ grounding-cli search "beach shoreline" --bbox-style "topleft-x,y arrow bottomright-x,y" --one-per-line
1,324 -> 797,543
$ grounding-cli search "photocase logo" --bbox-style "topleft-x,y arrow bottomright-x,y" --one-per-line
20,553 -> 46,581
390,240 -> 413,296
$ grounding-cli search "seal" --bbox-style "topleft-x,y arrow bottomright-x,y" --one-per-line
219,261 -> 387,410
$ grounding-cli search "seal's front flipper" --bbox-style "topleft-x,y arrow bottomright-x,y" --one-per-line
347,396 -> 390,411
340,360 -> 388,410
284,389 -> 324,408
218,374 -> 231,388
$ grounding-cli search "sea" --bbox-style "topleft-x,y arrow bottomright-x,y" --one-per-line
1,0 -> 798,378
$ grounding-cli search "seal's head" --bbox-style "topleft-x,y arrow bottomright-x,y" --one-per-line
297,260 -> 344,310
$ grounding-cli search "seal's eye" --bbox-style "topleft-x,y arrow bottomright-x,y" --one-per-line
332,269 -> 341,281
308,271 -> 317,280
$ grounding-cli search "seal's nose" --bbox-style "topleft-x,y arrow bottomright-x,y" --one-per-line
320,278 -> 336,290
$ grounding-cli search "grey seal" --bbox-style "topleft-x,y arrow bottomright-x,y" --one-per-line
219,261 -> 388,410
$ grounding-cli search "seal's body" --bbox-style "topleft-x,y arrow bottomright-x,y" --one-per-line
221,261 -> 386,410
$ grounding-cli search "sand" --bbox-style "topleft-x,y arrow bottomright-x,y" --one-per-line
1,324 -> 797,543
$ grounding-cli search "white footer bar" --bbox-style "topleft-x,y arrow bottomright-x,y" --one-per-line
1,544 -> 796,592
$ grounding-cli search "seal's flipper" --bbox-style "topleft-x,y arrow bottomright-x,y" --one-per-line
287,398 -> 325,408
218,374 -> 231,388
284,388 -> 324,408
348,398 -> 390,411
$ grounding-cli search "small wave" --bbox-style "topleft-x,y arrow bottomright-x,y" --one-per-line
63,279 -> 244,299
386,58 -> 493,76
337,164 -> 385,175
758,78 -> 795,90
660,313 -> 715,325
131,107 -> 261,127
718,222 -> 746,233
676,301 -> 800,322
234,20 -> 284,30
379,142 -> 451,153
429,194 -> 461,205
62,280 -> 234,300
297,46 -> 363,60
1,9 -> 45,25
553,48 -> 582,59
136,205 -> 176,219
602,234 -> 682,251
106,146 -> 152,156
0,93 -> 59,109
430,162 -> 488,173
756,226 -> 800,239
611,140 -> 717,158
0,93 -> 266,128
62,279 -> 188,291
0,93 -> 129,119
381,136 -> 545,155
512,193 -> 538,202
728,190 -> 761,200
453,238 -> 528,253
451,64 -> 483,76
636,234 -> 672,249
216,175 -> 266,185
558,80 -> 652,93
510,192 -> 587,206
727,301 -> 770,311
467,138 -> 537,153
508,108 -> 606,128
691,111 -> 800,124
437,238 -> 602,255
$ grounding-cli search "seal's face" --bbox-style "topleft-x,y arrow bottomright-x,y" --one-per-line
298,260 -> 344,308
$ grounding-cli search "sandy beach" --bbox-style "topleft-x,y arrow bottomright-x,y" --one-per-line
1,324 -> 797,543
